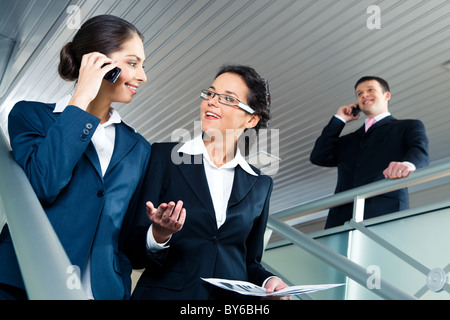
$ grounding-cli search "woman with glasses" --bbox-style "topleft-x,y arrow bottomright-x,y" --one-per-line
124,65 -> 289,300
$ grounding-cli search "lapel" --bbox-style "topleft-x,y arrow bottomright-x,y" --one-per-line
105,123 -> 138,177
84,143 -> 103,179
372,115 -> 396,130
228,165 -> 258,207
178,154 -> 215,216
84,123 -> 139,179
357,115 -> 396,137
177,154 -> 259,226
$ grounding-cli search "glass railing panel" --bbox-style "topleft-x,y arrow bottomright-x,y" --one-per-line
263,205 -> 450,299
347,206 -> 450,300
262,232 -> 349,300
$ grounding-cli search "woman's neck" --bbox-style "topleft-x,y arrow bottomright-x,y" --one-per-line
203,134 -> 238,168
86,96 -> 112,124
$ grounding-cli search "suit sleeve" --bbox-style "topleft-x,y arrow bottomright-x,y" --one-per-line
122,143 -> 169,269
246,176 -> 275,286
402,120 -> 429,169
8,101 -> 100,204
310,116 -> 346,167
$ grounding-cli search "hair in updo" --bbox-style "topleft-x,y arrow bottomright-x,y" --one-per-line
215,65 -> 271,132
58,15 -> 143,81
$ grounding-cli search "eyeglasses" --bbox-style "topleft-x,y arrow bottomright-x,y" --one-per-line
200,90 -> 255,114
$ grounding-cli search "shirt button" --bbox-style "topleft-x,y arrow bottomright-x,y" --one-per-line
97,190 -> 105,198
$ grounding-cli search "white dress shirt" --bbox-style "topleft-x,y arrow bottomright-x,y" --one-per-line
145,135 -> 275,287
146,134 -> 258,250
334,111 -> 391,125
183,134 -> 258,228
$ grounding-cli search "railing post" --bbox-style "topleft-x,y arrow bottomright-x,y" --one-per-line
353,196 -> 366,223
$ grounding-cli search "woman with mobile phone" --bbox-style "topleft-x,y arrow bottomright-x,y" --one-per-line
0,15 -> 150,300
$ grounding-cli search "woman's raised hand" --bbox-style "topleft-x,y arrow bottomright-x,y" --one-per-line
68,52 -> 118,111
146,200 -> 186,244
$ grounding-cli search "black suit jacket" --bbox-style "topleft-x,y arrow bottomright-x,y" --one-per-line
123,142 -> 274,300
310,115 -> 429,228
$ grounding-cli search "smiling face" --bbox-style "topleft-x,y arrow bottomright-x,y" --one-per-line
100,34 -> 147,104
355,80 -> 390,118
201,72 -> 260,140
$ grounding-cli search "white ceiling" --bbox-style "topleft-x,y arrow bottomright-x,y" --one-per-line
0,0 -> 449,220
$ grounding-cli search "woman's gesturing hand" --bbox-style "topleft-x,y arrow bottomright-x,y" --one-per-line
146,200 -> 186,244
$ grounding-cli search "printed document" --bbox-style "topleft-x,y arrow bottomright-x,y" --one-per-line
202,278 -> 343,297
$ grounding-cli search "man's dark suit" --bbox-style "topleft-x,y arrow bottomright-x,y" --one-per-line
310,115 -> 429,229
123,142 -> 274,300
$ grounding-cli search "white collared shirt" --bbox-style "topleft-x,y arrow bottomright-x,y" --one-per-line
370,112 -> 391,123
147,135 -> 258,250
146,136 -> 275,286
180,135 -> 258,228
334,112 -> 391,124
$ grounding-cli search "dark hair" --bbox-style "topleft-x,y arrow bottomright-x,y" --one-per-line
355,76 -> 390,93
215,65 -> 271,132
58,15 -> 143,81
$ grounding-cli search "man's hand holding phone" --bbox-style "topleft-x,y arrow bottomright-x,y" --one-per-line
337,104 -> 361,122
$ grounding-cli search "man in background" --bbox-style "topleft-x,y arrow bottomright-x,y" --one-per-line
310,76 -> 429,229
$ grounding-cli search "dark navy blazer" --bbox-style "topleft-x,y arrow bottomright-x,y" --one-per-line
0,101 -> 151,299
123,142 -> 274,300
310,115 -> 429,228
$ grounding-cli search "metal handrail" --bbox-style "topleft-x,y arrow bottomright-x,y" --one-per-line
0,127 -> 85,299
273,161 -> 450,221
267,162 -> 450,300
267,216 -> 416,300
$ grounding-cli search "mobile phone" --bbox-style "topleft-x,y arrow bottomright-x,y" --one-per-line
352,104 -> 361,117
104,66 -> 122,84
